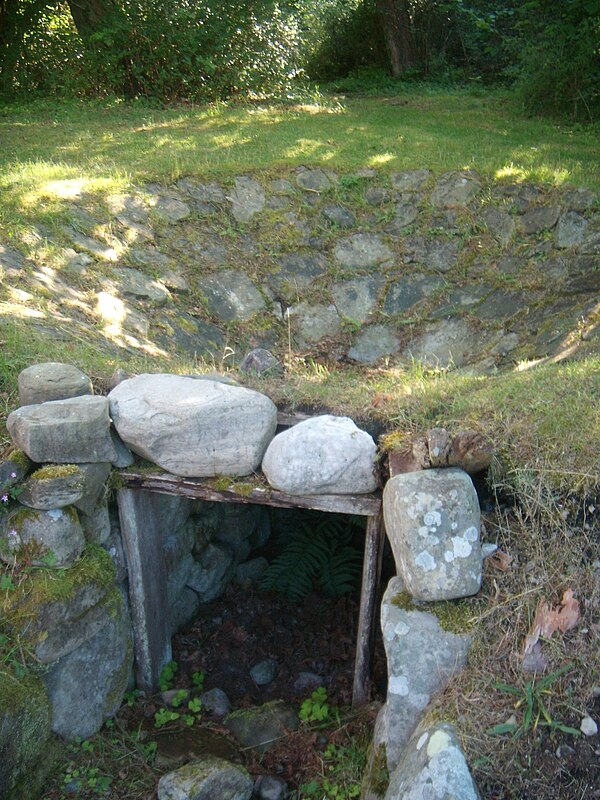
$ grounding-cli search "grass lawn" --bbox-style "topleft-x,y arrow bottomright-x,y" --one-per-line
1,90 -> 599,238
0,89 -> 599,800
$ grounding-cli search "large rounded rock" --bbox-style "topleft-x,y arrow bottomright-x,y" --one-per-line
383,468 -> 482,601
158,756 -> 253,800
262,415 -> 378,495
18,362 -> 92,406
109,374 -> 277,477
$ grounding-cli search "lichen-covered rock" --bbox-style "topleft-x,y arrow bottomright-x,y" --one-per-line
374,578 -> 472,771
0,670 -> 52,798
383,468 -> 482,601
384,722 -> 480,800
109,374 -> 277,477
7,396 -> 117,464
158,756 -> 253,800
17,362 -> 92,407
1,505 -> 85,568
262,415 -> 378,495
42,590 -> 133,739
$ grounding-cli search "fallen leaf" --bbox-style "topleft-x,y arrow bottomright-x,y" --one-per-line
489,549 -> 513,572
523,589 -> 580,655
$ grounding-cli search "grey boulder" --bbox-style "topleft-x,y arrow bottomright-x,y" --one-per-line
109,374 -> 277,477
374,578 -> 472,771
385,722 -> 480,800
383,468 -> 482,600
17,362 -> 92,407
158,756 -> 253,800
262,415 -> 378,495
7,396 -> 117,464
1,506 -> 85,568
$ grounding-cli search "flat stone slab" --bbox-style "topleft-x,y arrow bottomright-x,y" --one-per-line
7,396 -> 117,464
288,302 -> 341,346
430,171 -> 481,207
323,204 -> 356,228
296,167 -> 332,192
113,268 -> 171,305
402,236 -> 461,272
229,176 -> 266,223
335,233 -> 393,269
518,206 -> 560,234
483,206 -> 515,246
348,324 -> 401,364
384,274 -> 446,316
331,275 -> 385,323
391,170 -> 430,191
262,414 -> 378,495
152,196 -> 191,222
18,362 -> 93,406
269,254 -> 326,299
383,468 -> 482,601
198,270 -> 266,321
403,319 -> 485,369
109,374 -> 277,477
225,701 -> 299,755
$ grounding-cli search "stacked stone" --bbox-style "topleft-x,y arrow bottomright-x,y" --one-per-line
370,451 -> 489,798
0,363 -> 134,799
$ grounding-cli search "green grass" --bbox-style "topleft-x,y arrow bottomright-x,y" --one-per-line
1,91 -> 599,237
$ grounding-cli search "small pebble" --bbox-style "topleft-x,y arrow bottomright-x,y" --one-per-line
556,744 -> 575,759
481,543 -> 498,558
580,716 -> 598,736
254,774 -> 289,800
250,658 -> 278,686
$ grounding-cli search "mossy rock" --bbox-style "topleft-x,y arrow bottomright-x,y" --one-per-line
0,669 -> 52,798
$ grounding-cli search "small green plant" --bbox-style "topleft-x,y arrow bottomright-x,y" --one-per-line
487,664 -> 581,738
159,660 -> 178,691
124,688 -> 142,706
192,670 -> 205,690
300,687 -> 330,723
63,764 -> 112,795
169,689 -> 189,708
154,697 -> 203,728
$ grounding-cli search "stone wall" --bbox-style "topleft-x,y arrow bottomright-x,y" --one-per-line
1,169 -> 597,373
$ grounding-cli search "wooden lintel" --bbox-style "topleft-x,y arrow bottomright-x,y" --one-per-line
119,471 -> 381,516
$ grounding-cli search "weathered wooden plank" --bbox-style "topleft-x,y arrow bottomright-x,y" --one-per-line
117,488 -> 172,693
352,511 -> 385,707
119,471 -> 381,516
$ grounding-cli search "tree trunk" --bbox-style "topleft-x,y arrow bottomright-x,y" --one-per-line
66,0 -> 117,37
376,0 -> 417,77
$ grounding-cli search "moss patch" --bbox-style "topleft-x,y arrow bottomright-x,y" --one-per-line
391,591 -> 481,635
29,464 -> 81,481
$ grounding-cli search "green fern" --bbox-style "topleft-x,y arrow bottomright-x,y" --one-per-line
260,514 -> 363,601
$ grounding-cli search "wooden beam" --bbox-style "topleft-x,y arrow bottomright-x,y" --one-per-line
352,511 -> 385,707
119,471 -> 381,516
117,488 -> 172,693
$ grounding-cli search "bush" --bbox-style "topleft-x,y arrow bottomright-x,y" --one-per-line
5,0 -> 304,101
514,1 -> 600,121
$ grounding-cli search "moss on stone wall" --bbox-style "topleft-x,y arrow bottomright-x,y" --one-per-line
391,591 -> 480,635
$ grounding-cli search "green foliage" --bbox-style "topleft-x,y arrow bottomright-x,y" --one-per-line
158,660 -> 178,692
299,741 -> 365,799
513,0 -> 600,121
154,696 -> 203,728
487,664 -> 582,738
260,513 -> 363,601
4,0 -> 305,101
192,670 -> 205,690
299,687 -> 330,723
